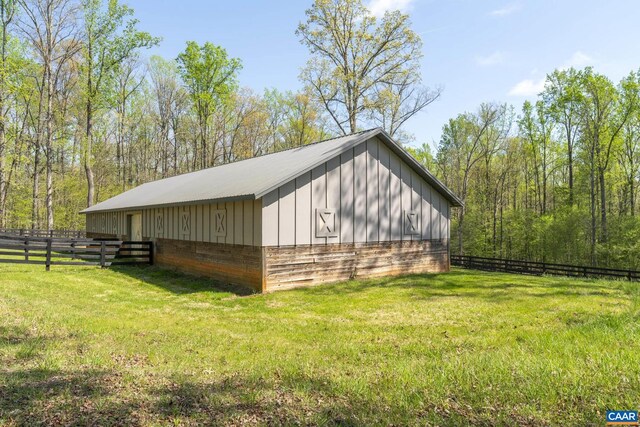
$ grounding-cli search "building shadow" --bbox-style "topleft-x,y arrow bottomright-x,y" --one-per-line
108,265 -> 256,297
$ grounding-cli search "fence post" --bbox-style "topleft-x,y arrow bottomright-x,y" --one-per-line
24,238 -> 29,261
71,241 -> 76,260
148,242 -> 154,265
100,240 -> 106,268
45,239 -> 52,271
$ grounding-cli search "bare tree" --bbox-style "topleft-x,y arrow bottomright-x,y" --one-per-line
18,0 -> 80,229
0,0 -> 16,228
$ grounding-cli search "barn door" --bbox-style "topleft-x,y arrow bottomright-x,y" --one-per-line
128,213 -> 142,241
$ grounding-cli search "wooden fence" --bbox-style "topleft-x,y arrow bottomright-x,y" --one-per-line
0,228 -> 86,239
451,255 -> 640,281
0,234 -> 152,270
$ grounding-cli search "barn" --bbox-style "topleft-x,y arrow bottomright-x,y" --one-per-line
82,128 -> 462,292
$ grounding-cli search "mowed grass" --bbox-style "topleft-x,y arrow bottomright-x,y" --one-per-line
1,264 -> 639,426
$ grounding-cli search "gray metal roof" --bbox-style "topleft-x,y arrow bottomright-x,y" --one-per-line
81,128 -> 462,214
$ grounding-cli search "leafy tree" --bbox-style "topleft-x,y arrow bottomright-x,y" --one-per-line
80,0 -> 158,207
543,68 -> 583,205
297,0 -> 434,136
176,41 -> 241,169
0,0 -> 16,227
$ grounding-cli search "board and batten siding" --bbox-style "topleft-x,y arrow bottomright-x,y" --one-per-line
86,199 -> 262,246
261,137 -> 450,247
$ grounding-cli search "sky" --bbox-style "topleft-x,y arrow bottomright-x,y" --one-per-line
125,0 -> 640,149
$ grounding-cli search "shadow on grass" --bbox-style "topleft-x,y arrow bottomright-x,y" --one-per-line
0,367 -> 366,426
287,269 -> 621,301
109,265 -> 256,297
108,264 -> 622,302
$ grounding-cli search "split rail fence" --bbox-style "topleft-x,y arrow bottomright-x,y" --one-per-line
0,228 -> 86,239
451,255 -> 640,282
0,232 -> 152,270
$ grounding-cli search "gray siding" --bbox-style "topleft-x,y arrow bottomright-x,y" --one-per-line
86,199 -> 262,246
261,137 -> 451,246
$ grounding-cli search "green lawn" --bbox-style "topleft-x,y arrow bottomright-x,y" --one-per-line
0,264 -> 639,426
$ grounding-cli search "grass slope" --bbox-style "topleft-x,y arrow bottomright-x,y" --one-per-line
0,264 -> 639,426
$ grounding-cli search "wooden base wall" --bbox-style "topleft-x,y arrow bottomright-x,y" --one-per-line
86,233 -> 449,293
87,232 -> 127,240
155,238 -> 264,293
264,240 -> 449,292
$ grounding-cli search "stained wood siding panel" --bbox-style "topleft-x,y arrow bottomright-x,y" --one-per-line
155,239 -> 263,292
265,240 -> 450,291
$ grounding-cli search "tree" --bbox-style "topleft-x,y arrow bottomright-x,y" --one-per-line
176,41 -> 241,169
149,55 -> 185,176
543,68 -> 583,205
297,0 -> 430,135
18,0 -> 80,229
619,110 -> 640,215
370,74 -> 441,141
579,68 -> 639,255
437,103 -> 506,255
80,0 -> 158,207
0,0 -> 16,227
518,100 -> 555,215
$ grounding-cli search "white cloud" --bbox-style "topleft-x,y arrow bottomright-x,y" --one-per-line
367,0 -> 414,18
561,51 -> 593,70
508,78 -> 545,97
508,51 -> 596,97
476,51 -> 505,66
489,2 -> 521,17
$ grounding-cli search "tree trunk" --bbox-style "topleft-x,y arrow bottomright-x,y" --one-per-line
457,208 -> 464,255
599,168 -> 607,243
0,3 -> 7,229
85,96 -> 95,207
32,147 -> 40,229
45,63 -> 54,230
0,88 -> 4,229
631,177 -> 636,217
589,157 -> 597,265
567,142 -> 574,205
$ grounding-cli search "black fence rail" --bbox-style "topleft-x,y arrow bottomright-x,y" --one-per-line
0,228 -> 86,239
0,234 -> 152,270
451,255 -> 640,281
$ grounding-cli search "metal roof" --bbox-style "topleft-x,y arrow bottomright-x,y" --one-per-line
81,128 -> 462,214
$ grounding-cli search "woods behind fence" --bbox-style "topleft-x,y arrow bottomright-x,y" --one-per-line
0,234 -> 152,270
452,255 -> 640,282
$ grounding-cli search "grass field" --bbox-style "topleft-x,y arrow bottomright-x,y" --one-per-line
1,264 -> 639,426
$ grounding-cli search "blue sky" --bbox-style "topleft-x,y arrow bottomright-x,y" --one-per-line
126,0 -> 640,149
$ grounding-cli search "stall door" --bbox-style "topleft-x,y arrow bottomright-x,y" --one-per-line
128,213 -> 142,241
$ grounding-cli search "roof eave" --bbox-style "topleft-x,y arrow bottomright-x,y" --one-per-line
79,193 -> 256,214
